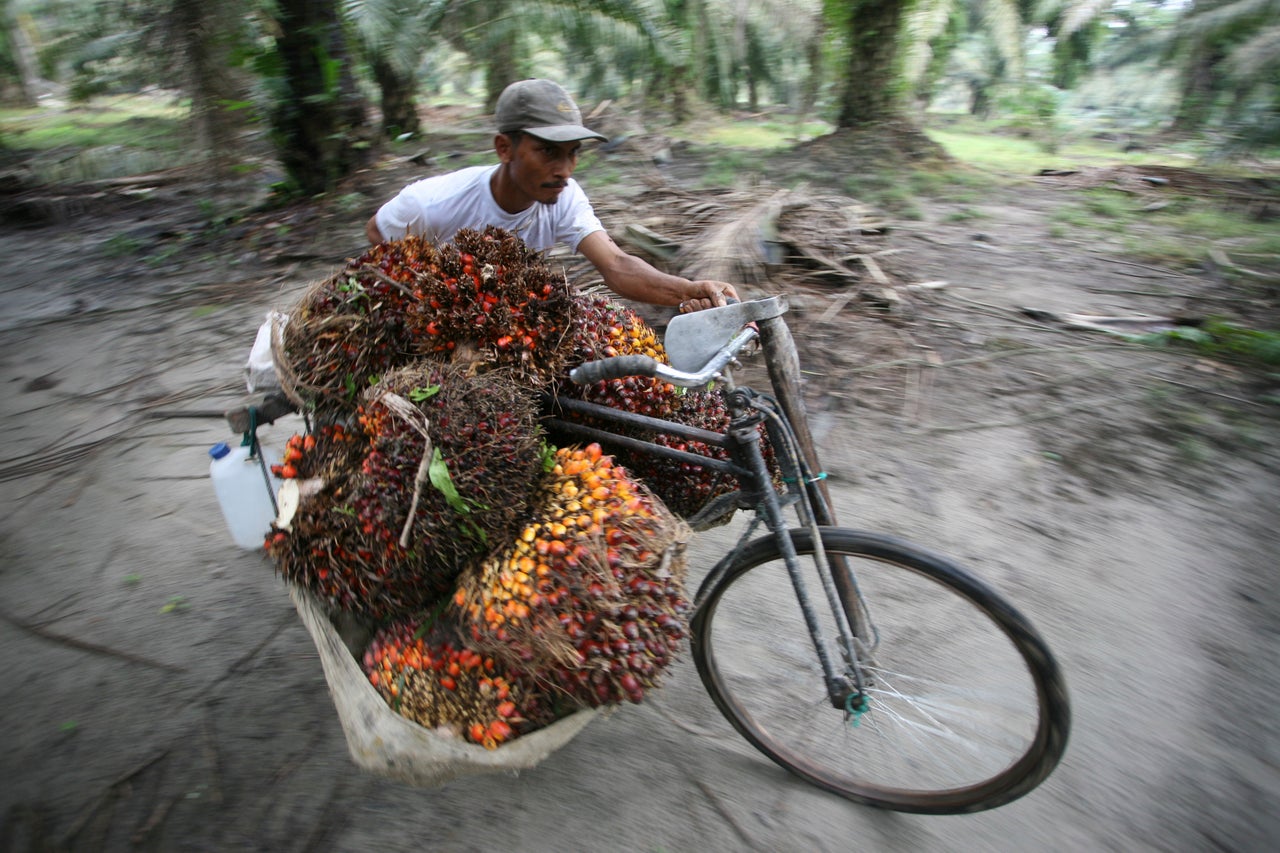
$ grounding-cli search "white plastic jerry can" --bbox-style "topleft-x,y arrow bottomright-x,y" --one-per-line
208,441 -> 283,550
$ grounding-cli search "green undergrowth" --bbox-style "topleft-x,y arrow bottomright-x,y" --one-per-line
0,95 -> 189,182
1131,320 -> 1280,370
1050,192 -> 1280,271
925,125 -> 1155,176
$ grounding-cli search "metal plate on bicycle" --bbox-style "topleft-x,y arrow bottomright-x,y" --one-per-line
664,297 -> 786,372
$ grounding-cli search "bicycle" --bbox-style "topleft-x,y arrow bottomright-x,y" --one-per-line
543,295 -> 1071,815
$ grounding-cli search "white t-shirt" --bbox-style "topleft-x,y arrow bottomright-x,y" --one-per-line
373,165 -> 604,252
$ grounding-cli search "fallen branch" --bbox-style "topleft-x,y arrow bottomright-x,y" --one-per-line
692,779 -> 764,851
204,609 -> 295,691
0,608 -> 187,673
129,758 -> 173,845
61,748 -> 170,848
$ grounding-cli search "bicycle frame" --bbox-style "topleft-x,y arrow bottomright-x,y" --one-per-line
546,340 -> 870,713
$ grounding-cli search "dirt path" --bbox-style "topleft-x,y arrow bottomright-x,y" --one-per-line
1,150 -> 1277,852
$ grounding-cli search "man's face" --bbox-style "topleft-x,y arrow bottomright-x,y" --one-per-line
499,133 -> 582,205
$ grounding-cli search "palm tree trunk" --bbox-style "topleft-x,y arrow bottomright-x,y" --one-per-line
373,57 -> 421,138
483,26 -> 519,113
798,9 -> 826,125
2,0 -> 47,105
1172,43 -> 1223,132
170,0 -> 246,176
836,0 -> 908,127
271,0 -> 369,196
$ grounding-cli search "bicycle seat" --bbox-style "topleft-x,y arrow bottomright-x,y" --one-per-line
664,296 -> 786,372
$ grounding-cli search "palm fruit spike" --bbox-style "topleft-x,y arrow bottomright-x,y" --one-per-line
404,226 -> 577,387
450,443 -> 691,707
361,620 -> 558,748
264,420 -> 390,614
549,292 -> 761,521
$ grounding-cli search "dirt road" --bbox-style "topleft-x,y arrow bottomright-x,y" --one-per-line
1,154 -> 1277,851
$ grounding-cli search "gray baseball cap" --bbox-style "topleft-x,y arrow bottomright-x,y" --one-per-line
495,79 -> 608,143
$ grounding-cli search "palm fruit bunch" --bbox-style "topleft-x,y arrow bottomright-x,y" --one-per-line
550,293 -> 755,522
273,240 -> 432,414
557,293 -> 680,419
266,363 -> 543,619
450,443 -> 691,707
313,363 -> 543,618
362,620 -> 560,749
404,226 -> 577,387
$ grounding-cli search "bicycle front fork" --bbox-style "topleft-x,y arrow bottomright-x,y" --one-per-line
725,390 -> 870,713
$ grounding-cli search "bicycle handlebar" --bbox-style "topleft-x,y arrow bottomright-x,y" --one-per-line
569,326 -> 759,389
569,354 -> 662,385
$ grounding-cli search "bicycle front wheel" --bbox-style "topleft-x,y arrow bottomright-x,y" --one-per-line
692,528 -> 1070,814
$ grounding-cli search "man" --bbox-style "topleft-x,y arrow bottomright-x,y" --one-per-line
366,78 -> 738,313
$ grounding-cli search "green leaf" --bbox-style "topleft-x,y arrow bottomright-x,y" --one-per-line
540,442 -> 558,472
160,595 -> 188,614
429,448 -> 469,515
460,517 -> 488,546
409,385 -> 440,402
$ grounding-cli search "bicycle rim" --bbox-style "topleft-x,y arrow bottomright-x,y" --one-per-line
692,528 -> 1070,814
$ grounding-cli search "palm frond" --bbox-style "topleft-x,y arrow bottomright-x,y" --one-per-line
980,0 -> 1025,81
902,0 -> 956,86
1058,0 -> 1110,40
1181,0 -> 1280,40
1224,23 -> 1280,78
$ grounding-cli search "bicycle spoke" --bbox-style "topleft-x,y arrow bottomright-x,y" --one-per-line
693,529 -> 1067,812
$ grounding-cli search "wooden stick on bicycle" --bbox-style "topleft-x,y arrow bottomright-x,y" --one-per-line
757,314 -> 836,526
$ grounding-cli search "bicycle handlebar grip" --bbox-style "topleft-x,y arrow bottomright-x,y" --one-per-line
569,354 -> 660,385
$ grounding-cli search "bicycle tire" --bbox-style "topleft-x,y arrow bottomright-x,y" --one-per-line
691,527 -> 1070,814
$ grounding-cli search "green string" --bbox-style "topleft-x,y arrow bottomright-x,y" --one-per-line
240,405 -> 258,450
845,693 -> 869,727
782,471 -> 828,485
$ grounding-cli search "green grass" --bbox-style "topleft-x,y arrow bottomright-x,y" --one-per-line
696,121 -> 831,149
925,126 -> 1154,177
1132,320 -> 1280,368
0,94 -> 191,182
698,149 -> 768,188
0,95 -> 186,151
943,206 -> 988,223
841,172 -> 924,218
576,158 -> 628,189
1044,190 -> 1280,269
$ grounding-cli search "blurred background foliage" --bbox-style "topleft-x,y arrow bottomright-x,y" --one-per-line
0,0 -> 1276,195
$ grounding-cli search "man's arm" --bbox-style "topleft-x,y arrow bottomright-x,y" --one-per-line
365,215 -> 384,245
578,231 -> 738,311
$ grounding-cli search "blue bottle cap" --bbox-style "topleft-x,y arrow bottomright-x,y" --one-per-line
209,442 -> 231,460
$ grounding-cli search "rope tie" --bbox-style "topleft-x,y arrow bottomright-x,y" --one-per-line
845,692 -> 870,727
241,406 -> 280,516
782,471 -> 828,485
